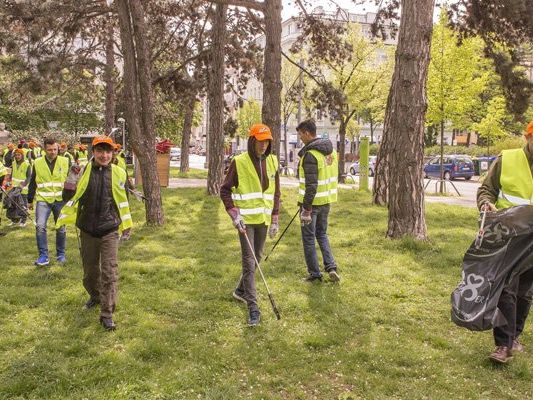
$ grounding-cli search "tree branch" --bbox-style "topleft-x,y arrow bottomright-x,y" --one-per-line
208,0 -> 264,13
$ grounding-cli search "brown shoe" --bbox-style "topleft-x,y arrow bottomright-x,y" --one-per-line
489,346 -> 513,364
512,339 -> 524,353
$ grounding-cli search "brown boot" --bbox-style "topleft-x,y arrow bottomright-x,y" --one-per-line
489,346 -> 513,364
512,339 -> 524,353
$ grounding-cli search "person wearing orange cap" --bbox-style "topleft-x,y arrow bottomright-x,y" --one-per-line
75,144 -> 89,167
56,135 -> 132,331
477,120 -> 533,364
220,123 -> 281,327
27,137 -> 69,266
3,143 -> 14,167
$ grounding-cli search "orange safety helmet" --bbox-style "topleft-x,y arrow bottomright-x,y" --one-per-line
249,123 -> 273,141
92,135 -> 114,147
525,121 -> 533,136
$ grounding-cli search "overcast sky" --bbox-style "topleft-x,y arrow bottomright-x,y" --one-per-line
282,0 -> 378,19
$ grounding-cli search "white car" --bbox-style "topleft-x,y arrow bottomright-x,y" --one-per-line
170,147 -> 181,161
349,155 -> 377,176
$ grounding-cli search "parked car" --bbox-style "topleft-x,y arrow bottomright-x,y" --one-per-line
170,147 -> 181,161
349,156 -> 377,176
423,155 -> 475,180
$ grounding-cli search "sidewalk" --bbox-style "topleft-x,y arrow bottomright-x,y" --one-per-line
168,177 -> 477,208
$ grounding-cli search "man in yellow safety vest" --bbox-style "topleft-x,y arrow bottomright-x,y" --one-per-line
11,148 -> 32,226
296,119 -> 340,283
477,120 -> 533,364
27,137 -> 69,267
220,123 -> 281,326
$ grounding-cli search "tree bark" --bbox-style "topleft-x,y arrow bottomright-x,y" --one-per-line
104,23 -> 115,134
262,0 -> 282,156
207,3 -> 227,195
180,94 -> 196,173
373,0 -> 435,239
116,0 -> 163,225
338,119 -> 347,183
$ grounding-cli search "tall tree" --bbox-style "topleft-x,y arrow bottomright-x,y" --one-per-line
206,3 -> 227,195
373,0 -> 435,239
116,0 -> 163,224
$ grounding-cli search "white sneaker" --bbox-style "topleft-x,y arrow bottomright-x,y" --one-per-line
19,221 -> 27,227
7,221 -> 15,227
328,270 -> 341,282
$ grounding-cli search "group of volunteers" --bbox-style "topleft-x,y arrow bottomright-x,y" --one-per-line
0,135 -> 131,331
220,120 -> 340,326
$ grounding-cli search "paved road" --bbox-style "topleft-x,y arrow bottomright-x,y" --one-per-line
168,170 -> 481,208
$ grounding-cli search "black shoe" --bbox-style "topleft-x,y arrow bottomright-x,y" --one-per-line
83,298 -> 99,310
328,270 -> 340,282
304,275 -> 323,282
247,310 -> 261,327
100,316 -> 116,331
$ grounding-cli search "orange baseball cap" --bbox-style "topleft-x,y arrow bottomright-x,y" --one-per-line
249,123 -> 273,141
14,148 -> 25,155
525,121 -> 533,136
92,135 -> 114,147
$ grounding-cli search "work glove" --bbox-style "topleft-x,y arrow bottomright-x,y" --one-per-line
228,207 -> 246,233
300,208 -> 312,226
481,202 -> 497,212
120,228 -> 131,241
269,214 -> 279,239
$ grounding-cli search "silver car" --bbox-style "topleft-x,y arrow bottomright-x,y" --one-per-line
349,155 -> 377,176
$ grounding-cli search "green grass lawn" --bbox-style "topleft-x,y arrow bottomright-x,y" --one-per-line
170,167 -> 208,179
1,189 -> 532,399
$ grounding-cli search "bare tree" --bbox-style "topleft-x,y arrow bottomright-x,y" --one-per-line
373,0 -> 435,239
206,3 -> 227,195
116,0 -> 163,224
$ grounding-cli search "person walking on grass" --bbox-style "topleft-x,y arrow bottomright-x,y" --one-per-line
296,119 -> 340,283
220,123 -> 281,327
27,137 -> 69,267
10,148 -> 31,227
57,135 -> 132,331
476,120 -> 533,364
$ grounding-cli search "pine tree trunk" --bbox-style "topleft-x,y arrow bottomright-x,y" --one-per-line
116,0 -> 163,225
262,0 -> 282,156
104,23 -> 115,134
375,0 -> 435,239
338,120 -> 347,183
207,3 -> 227,195
180,95 -> 196,173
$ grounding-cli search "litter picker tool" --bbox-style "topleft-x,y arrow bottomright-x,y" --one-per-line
240,222 -> 281,320
264,208 -> 299,262
475,208 -> 488,249
127,187 -> 146,202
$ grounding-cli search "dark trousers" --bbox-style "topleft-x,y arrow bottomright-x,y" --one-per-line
80,230 -> 120,318
494,266 -> 533,347
301,204 -> 337,277
236,224 -> 267,312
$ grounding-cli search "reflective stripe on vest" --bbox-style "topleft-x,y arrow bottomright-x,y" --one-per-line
231,152 -> 278,225
34,156 -> 69,203
495,148 -> 533,209
298,149 -> 338,205
11,160 -> 31,195
56,164 -> 133,232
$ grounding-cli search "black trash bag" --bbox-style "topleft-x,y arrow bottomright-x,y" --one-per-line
451,205 -> 533,331
2,187 -> 27,222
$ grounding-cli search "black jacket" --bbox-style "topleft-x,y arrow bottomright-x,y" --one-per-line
76,163 -> 121,237
298,138 -> 333,210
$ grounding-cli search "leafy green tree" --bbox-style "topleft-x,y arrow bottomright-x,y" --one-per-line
472,96 -> 512,153
427,11 -> 491,135
236,100 -> 261,138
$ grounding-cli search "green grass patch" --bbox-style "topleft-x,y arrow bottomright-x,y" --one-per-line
170,167 -> 208,179
0,189 -> 532,399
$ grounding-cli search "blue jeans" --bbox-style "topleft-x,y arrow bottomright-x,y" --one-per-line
301,204 -> 336,277
35,201 -> 66,258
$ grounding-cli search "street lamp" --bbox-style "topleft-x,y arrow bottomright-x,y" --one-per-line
117,117 -> 126,152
